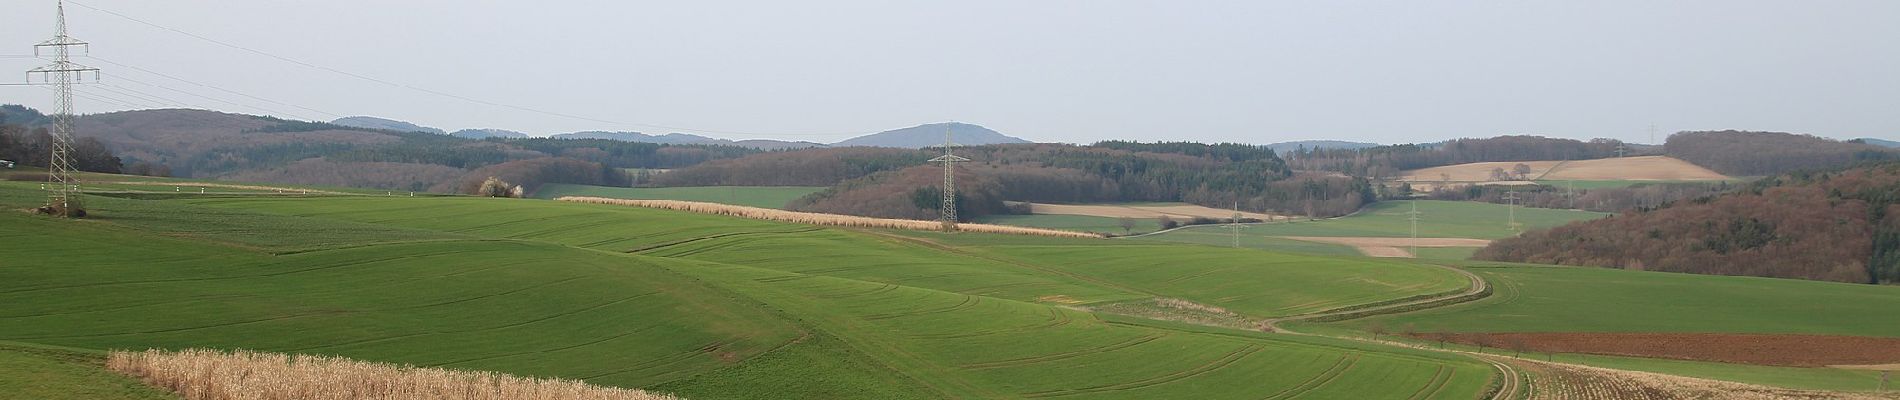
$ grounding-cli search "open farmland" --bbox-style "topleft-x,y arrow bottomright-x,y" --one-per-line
974,214 -> 1165,236
1311,262 -> 1900,391
1399,156 -> 1729,184
532,184 -> 824,209
1,181 -> 1502,399
1020,202 -> 1277,220
0,344 -> 174,400
1136,200 -> 1606,257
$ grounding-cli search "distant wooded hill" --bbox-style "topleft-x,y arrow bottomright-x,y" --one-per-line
1665,131 -> 1896,176
1,106 -> 761,193
1286,135 -> 1639,179
1478,162 -> 1900,284
332,117 -> 1029,150
660,141 -> 1375,221
1857,138 -> 1900,148
1265,140 -> 1379,154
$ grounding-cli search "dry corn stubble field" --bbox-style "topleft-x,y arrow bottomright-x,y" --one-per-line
109,349 -> 680,400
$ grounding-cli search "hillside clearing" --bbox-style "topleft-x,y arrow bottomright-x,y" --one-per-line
1400,156 -> 1729,184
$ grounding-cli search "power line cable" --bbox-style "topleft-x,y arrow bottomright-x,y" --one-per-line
65,0 -> 876,138
101,70 -> 312,118
86,56 -> 337,119
90,82 -> 186,108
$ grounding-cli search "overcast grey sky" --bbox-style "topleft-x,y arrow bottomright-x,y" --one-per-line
3,1 -> 1896,144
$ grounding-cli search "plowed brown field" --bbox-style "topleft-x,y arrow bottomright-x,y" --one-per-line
1426,332 -> 1900,367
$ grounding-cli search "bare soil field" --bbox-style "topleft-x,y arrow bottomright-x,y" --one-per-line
1024,202 -> 1277,220
1428,333 -> 1900,367
1399,156 -> 1729,183
1279,236 -> 1492,258
1511,358 -> 1897,400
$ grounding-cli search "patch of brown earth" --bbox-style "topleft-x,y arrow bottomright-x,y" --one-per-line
1420,332 -> 1900,367
1510,358 -> 1897,400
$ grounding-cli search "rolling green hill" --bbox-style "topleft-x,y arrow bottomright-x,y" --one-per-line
0,180 -> 1498,399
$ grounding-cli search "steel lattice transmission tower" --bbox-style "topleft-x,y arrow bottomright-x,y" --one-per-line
1502,191 -> 1523,232
928,123 -> 969,231
1226,202 -> 1247,248
1406,199 -> 1422,256
28,0 -> 99,217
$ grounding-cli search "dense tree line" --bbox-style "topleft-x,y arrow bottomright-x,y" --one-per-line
788,166 -> 1011,220
1286,135 -> 1635,178
652,147 -> 930,186
710,142 -> 1371,220
434,157 -> 630,195
1477,163 -> 1900,284
0,122 -> 123,174
1664,131 -> 1895,176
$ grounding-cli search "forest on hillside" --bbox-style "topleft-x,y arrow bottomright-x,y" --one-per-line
1664,131 -> 1895,176
1284,135 -> 1636,179
668,142 -> 1374,220
0,106 -> 760,193
1477,162 -> 1900,284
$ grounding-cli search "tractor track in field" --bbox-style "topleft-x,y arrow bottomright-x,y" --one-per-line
625,227 -> 824,254
960,334 -> 1167,370
1259,263 -> 1526,400
1020,345 -> 1265,398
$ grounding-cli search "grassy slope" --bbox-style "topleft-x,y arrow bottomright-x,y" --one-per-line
973,214 -> 1163,236
1305,262 -> 1900,391
531,184 -> 824,209
0,191 -> 806,392
0,343 -> 175,400
3,184 -> 1498,399
1141,200 -> 1607,247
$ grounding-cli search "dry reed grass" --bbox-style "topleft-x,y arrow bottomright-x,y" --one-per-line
107,349 -> 679,400
558,196 -> 1104,239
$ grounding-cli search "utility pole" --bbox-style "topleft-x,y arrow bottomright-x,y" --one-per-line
28,0 -> 99,217
928,123 -> 969,231
1406,200 -> 1422,256
1502,191 -> 1522,232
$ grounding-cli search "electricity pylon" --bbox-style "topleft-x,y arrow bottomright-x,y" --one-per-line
1502,191 -> 1523,232
1406,199 -> 1422,256
28,0 -> 99,217
1227,201 -> 1246,248
928,123 -> 969,231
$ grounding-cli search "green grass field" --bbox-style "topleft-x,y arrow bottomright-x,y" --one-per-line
11,175 -> 1900,398
1137,200 -> 1608,257
531,184 -> 824,209
0,181 -> 1500,399
0,343 -> 173,400
1302,262 -> 1900,391
973,214 -> 1163,235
